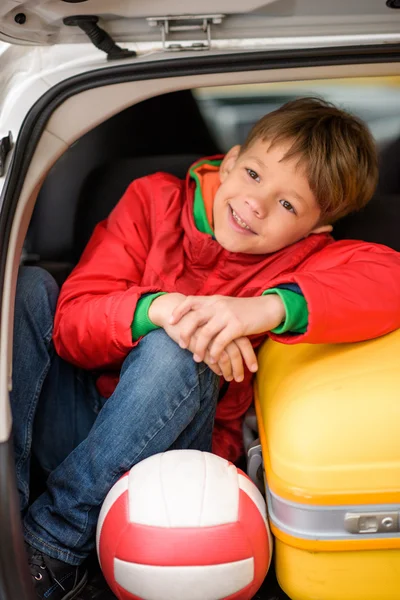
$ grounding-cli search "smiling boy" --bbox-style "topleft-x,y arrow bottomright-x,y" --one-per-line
12,97 -> 400,599
153,135 -> 334,370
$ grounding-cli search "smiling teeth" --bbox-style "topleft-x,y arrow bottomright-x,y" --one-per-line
232,209 -> 250,230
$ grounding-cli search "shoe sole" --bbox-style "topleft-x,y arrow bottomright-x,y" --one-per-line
61,570 -> 89,600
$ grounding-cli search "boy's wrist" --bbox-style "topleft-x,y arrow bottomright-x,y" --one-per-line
131,293 -> 166,341
256,294 -> 286,332
148,292 -> 186,328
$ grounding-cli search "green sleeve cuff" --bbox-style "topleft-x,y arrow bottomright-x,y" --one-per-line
262,288 -> 308,334
131,292 -> 167,341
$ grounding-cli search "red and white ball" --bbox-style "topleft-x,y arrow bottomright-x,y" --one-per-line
96,450 -> 272,600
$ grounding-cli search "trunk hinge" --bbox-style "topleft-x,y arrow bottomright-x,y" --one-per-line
63,15 -> 137,61
147,14 -> 225,51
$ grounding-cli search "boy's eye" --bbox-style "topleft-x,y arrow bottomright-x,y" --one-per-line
279,199 -> 296,214
246,168 -> 260,182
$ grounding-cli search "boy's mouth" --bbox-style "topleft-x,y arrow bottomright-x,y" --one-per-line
229,205 -> 255,234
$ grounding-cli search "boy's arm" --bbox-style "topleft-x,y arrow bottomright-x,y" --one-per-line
131,286 -> 309,341
170,239 -> 400,360
53,177 -> 165,370
131,283 -> 308,340
266,239 -> 400,345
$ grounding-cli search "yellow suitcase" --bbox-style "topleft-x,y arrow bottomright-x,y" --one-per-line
254,329 -> 400,600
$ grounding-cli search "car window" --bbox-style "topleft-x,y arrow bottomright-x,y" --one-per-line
193,76 -> 400,153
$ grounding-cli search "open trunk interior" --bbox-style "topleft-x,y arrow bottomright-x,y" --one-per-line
1,50 -> 400,598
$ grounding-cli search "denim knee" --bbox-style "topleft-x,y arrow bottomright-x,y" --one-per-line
119,329 -> 216,409
15,267 -> 59,323
121,328 -> 207,379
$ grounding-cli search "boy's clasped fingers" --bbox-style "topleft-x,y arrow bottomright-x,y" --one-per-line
170,295 -> 219,348
204,338 -> 257,382
176,311 -> 210,350
219,344 -> 242,381
217,338 -> 258,382
233,337 -> 258,374
193,316 -> 245,364
168,294 -> 259,376
173,298 -> 247,359
169,295 -> 204,324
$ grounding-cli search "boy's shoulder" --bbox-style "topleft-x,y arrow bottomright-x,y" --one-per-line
118,170 -> 190,219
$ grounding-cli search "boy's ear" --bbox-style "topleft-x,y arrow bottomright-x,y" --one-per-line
219,145 -> 241,182
310,223 -> 333,235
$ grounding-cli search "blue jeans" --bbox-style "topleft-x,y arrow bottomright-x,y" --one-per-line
11,267 -> 219,565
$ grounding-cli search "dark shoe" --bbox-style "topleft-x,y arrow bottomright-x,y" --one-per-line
25,542 -> 88,599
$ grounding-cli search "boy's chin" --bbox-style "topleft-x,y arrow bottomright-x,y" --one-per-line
214,232 -> 259,254
214,231 -> 243,253
215,231 -> 284,255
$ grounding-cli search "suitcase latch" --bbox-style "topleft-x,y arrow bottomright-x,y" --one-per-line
345,511 -> 399,534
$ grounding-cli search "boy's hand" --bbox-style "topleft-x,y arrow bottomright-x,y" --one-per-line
148,293 -> 257,381
169,294 -> 285,364
164,316 -> 257,382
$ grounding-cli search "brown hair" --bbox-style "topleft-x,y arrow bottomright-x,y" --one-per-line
241,97 -> 378,223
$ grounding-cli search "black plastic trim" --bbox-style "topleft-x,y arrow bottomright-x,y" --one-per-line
0,437 -> 34,599
0,42 -> 399,600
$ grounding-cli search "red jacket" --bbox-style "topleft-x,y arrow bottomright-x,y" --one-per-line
53,169 -> 400,462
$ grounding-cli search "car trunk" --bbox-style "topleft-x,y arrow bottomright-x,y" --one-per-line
1,2 -> 400,599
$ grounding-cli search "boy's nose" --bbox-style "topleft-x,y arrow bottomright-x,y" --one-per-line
244,197 -> 267,219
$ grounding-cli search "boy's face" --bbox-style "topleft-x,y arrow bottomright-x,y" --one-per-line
213,138 -> 332,254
